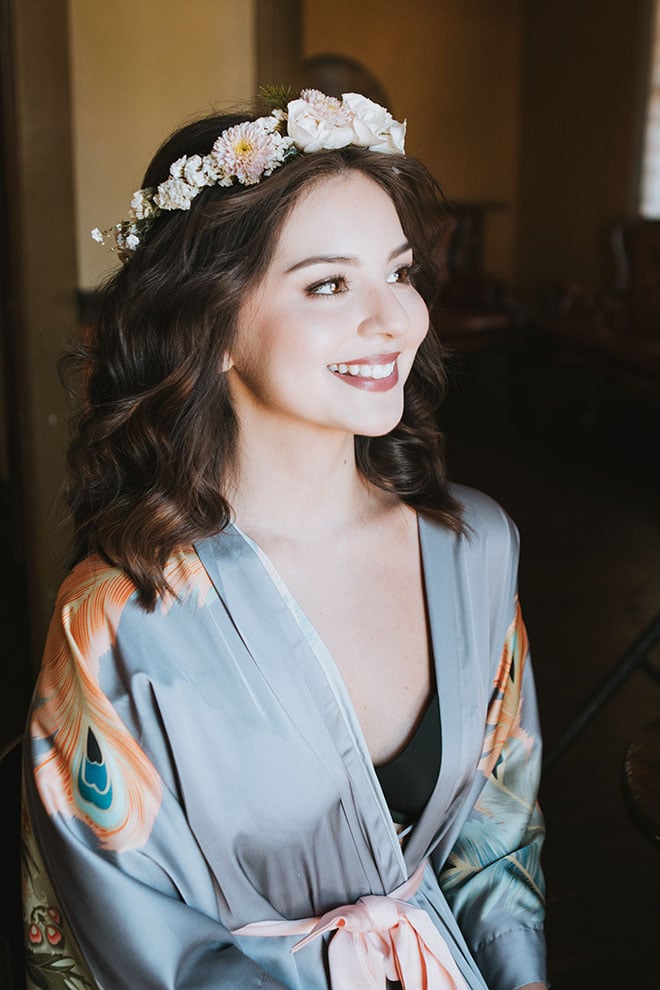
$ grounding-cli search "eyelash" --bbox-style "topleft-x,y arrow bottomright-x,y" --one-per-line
306,264 -> 416,297
388,264 -> 415,286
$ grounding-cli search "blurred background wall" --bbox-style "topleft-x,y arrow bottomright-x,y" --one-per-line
69,0 -> 257,291
304,0 -> 525,284
304,0 -> 653,288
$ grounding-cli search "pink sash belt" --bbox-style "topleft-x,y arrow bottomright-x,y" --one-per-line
233,861 -> 470,989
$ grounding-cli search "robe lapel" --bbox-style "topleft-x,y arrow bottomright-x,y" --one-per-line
404,514 -> 485,867
194,526 -> 408,892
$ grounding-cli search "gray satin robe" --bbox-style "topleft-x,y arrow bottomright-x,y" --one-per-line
22,485 -> 547,989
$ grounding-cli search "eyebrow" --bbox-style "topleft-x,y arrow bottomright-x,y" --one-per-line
284,241 -> 412,274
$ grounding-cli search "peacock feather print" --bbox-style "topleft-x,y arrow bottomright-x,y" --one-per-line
439,598 -> 545,927
30,548 -> 212,852
478,598 -> 533,780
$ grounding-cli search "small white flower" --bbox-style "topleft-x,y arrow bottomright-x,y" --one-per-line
125,233 -> 140,251
130,189 -> 155,220
257,111 -> 282,133
287,90 -> 355,152
91,227 -> 105,243
183,154 -> 215,188
154,176 -> 198,211
342,93 -> 406,153
264,131 -> 296,174
169,156 -> 188,180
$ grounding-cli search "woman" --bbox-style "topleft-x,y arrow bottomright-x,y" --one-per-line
22,89 -> 547,989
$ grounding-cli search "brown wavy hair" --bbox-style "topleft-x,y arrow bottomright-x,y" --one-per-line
63,106 -> 463,608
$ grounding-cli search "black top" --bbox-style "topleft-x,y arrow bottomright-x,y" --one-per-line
374,691 -> 441,826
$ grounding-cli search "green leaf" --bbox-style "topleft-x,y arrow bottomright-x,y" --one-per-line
258,84 -> 295,111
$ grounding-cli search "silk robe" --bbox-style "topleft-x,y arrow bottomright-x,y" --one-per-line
22,485 -> 547,989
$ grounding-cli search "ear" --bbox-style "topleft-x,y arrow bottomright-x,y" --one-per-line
221,352 -> 234,373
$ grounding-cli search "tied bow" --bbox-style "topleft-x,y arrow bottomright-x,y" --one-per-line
292,891 -> 468,989
234,861 -> 470,989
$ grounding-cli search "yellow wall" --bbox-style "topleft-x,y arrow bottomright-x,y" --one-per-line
303,0 -> 525,283
517,0 -> 652,291
69,0 -> 258,291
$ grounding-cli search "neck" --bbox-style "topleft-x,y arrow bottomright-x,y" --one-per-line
227,422 -> 380,544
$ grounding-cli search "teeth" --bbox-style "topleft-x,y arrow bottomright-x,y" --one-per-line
329,361 -> 396,379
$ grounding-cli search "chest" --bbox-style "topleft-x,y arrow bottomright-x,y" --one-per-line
180,518 -> 498,908
264,525 -> 432,764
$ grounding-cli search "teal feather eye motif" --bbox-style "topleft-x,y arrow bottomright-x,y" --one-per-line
78,727 -> 113,811
33,550 -> 206,849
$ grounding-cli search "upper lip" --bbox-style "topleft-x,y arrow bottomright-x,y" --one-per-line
328,351 -> 400,366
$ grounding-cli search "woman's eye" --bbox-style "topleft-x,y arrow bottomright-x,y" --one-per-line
307,276 -> 348,296
387,264 -> 414,285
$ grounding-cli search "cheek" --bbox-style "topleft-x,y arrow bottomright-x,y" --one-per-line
227,337 -> 273,400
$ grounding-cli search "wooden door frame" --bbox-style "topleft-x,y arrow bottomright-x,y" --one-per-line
256,0 -> 303,92
0,0 -> 33,670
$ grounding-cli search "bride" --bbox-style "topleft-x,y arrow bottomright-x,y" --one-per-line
22,88 -> 547,990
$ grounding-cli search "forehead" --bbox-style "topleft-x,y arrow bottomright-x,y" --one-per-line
272,171 -> 405,262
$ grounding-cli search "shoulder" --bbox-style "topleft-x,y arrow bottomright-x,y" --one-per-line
53,555 -> 136,633
419,486 -> 523,664
420,484 -> 521,599
38,548 -> 217,731
53,546 -> 213,638
450,482 -> 519,553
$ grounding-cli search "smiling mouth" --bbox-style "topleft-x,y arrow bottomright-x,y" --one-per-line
327,360 -> 396,380
326,354 -> 400,392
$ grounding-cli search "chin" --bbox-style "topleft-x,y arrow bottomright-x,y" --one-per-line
352,410 -> 404,438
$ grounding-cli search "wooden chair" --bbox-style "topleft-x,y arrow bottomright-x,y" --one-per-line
538,217 -> 660,391
622,716 -> 660,852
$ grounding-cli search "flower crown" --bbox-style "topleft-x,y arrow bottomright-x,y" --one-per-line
92,89 -> 406,260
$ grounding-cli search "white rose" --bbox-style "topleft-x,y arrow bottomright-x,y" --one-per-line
366,118 -> 406,154
342,93 -> 406,153
286,97 -> 355,153
154,177 -> 197,211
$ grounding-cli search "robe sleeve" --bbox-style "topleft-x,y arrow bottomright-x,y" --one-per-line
22,790 -> 286,990
21,560 -> 287,990
432,599 -> 548,990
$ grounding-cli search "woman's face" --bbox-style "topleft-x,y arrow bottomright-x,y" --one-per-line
226,171 -> 429,442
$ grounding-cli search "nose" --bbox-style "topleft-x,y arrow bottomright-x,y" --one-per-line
357,282 -> 411,340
